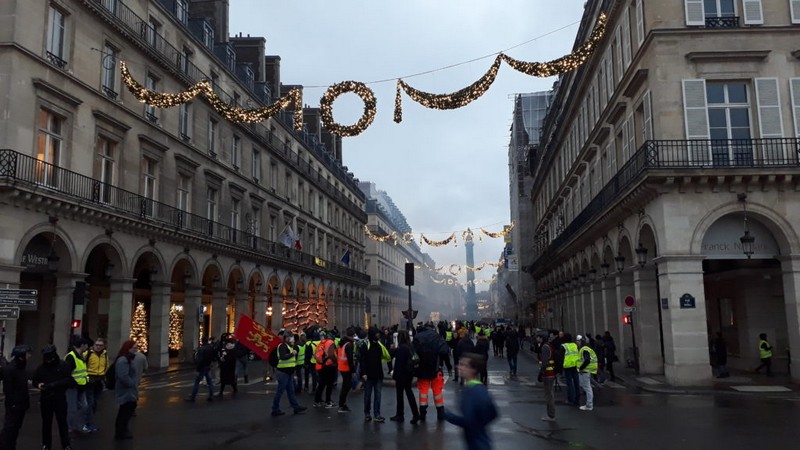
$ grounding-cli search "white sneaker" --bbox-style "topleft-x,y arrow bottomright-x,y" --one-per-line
579,406 -> 593,411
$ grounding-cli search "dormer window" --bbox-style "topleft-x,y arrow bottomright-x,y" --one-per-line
203,22 -> 214,49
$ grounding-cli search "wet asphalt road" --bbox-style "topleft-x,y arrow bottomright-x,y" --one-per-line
8,348 -> 800,450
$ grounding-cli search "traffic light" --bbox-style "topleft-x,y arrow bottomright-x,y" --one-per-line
402,310 -> 419,320
71,319 -> 81,328
623,314 -> 632,325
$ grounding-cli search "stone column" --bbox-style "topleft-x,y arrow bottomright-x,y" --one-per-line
571,288 -> 579,333
656,255 -> 711,385
600,278 -> 615,336
211,288 -> 228,339
253,291 -> 268,327
633,267 -> 664,374
270,294 -> 284,334
589,281 -> 601,337
148,281 -> 172,369
0,264 -> 25,355
182,285 -> 202,362
234,290 -> 249,328
107,278 -> 135,353
780,256 -> 800,383
614,272 -> 634,357
579,284 -> 589,335
54,273 -> 88,354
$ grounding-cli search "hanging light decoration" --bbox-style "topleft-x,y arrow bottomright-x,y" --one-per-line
320,81 -> 377,137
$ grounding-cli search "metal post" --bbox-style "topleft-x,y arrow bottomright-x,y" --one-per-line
407,285 -> 412,331
1,319 -> 5,356
630,312 -> 640,375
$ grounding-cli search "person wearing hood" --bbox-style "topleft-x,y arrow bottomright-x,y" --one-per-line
32,345 -> 74,450
360,327 -> 389,423
0,345 -> 32,450
113,340 -> 140,440
454,328 -> 475,385
474,331 -> 490,384
413,324 -> 453,422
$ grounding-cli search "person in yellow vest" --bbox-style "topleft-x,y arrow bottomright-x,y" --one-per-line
271,332 -> 307,417
294,333 -> 308,394
83,338 -> 108,433
64,337 -> 91,434
577,335 -> 598,411
561,333 -> 580,407
307,335 -> 320,393
754,333 -> 774,376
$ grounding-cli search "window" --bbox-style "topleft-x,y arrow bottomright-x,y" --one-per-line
176,0 -> 188,24
145,75 -> 158,123
206,187 -> 218,234
207,118 -> 217,156
251,207 -> 261,237
269,162 -> 278,191
298,181 -> 304,208
704,0 -> 736,17
101,0 -> 118,14
232,135 -> 241,169
101,44 -> 118,98
46,6 -> 67,68
269,214 -> 277,240
230,198 -> 240,240
177,174 -> 191,212
179,46 -> 192,74
707,81 -> 752,165
96,136 -> 115,203
210,71 -> 219,91
251,148 -> 261,181
145,17 -> 161,49
225,46 -> 236,71
284,172 -> 292,199
203,22 -> 214,49
179,103 -> 190,140
142,157 -> 157,216
36,109 -> 63,186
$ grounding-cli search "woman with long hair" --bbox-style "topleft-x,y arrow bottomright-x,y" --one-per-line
114,340 -> 139,440
390,330 -> 420,424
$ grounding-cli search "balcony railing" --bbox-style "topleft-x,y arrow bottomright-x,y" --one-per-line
0,149 -> 370,284
532,138 -> 800,269
705,16 -> 740,28
45,51 -> 67,69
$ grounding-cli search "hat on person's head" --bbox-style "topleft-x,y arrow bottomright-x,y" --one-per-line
576,334 -> 584,342
42,344 -> 58,356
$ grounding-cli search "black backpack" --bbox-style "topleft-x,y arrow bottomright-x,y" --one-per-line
268,345 -> 281,368
105,357 -> 117,390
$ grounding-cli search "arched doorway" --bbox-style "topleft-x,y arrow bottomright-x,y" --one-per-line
701,213 -> 787,373
131,250 -> 166,367
82,242 -> 124,349
201,262 -> 223,341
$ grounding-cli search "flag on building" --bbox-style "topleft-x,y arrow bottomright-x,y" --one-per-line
278,224 -> 295,248
341,249 -> 351,267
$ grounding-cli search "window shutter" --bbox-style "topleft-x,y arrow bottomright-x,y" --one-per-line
622,9 -> 632,69
614,30 -> 623,82
636,0 -> 645,46
793,0 -> 800,24
755,78 -> 784,138
685,0 -> 705,26
607,128 -> 616,179
682,79 -> 710,164
626,114 -> 636,158
643,90 -> 654,140
621,117 -> 630,161
743,0 -> 764,25
791,78 -> 800,137
605,55 -> 615,97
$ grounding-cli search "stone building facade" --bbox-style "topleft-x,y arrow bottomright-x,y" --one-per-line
0,0 -> 369,367
529,0 -> 800,384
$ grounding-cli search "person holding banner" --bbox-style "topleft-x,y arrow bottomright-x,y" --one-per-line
271,332 -> 307,417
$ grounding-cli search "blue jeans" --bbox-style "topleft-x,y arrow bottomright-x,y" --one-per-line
564,369 -> 580,405
65,388 -> 88,431
272,370 -> 300,413
190,367 -> 214,399
507,354 -> 518,374
363,379 -> 382,417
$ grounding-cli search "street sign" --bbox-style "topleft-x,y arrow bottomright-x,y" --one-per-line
624,307 -> 636,313
0,307 -> 20,319
0,298 -> 37,306
0,288 -> 38,307
624,295 -> 636,308
0,288 -> 37,297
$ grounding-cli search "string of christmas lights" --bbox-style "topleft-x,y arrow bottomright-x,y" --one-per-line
120,61 -> 304,129
420,232 -> 457,248
169,304 -> 184,351
501,14 -> 607,77
430,275 -> 498,287
320,81 -> 377,137
130,301 -> 149,353
416,259 -> 506,276
365,223 -> 514,247
394,55 -> 503,123
480,222 -> 514,239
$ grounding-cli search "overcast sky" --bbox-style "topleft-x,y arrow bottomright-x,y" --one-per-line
230,1 -> 586,289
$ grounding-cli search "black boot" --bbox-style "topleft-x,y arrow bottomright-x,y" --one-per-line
436,406 -> 445,421
419,405 -> 427,421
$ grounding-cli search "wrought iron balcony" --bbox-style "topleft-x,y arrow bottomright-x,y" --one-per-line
45,51 -> 67,69
145,111 -> 158,124
101,85 -> 118,99
532,138 -> 800,270
0,149 -> 370,285
705,16 -> 739,28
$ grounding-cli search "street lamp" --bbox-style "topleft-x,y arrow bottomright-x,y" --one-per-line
600,261 -> 610,278
589,269 -> 597,282
635,243 -> 648,268
614,254 -> 626,273
738,193 -> 756,259
578,273 -> 586,285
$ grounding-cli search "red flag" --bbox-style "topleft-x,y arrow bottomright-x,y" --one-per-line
234,314 -> 282,360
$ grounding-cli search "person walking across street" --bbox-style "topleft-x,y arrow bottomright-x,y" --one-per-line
314,333 -> 338,408
217,337 -> 239,398
538,332 -> 558,422
235,338 -> 250,385
294,333 -> 308,394
414,324 -> 453,422
390,330 -> 420,424
454,328 -> 475,385
0,345 -> 32,450
713,332 -> 730,378
593,334 -> 607,384
64,337 -> 90,435
306,333 -> 320,393
561,333 -> 580,406
272,332 -> 308,417
505,328 -> 520,377
113,340 -> 140,441
186,337 -> 216,402
754,333 -> 774,376
602,331 -> 617,382
337,328 -> 356,413
361,327 -> 389,423
33,345 -> 73,450
577,335 -> 597,411
83,338 -> 108,432
445,353 -> 499,450
474,331 -> 490,384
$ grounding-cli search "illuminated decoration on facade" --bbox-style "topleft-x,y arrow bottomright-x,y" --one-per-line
169,304 -> 184,351
320,81 -> 377,137
130,301 -> 149,353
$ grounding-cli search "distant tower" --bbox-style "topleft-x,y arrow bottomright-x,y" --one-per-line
465,229 -> 478,319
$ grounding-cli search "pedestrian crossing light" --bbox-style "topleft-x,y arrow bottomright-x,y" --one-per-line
71,319 -> 81,328
623,314 -> 632,325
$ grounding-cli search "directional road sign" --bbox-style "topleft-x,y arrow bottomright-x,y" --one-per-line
624,307 -> 636,313
0,289 -> 38,297
0,288 -> 38,307
0,307 -> 20,320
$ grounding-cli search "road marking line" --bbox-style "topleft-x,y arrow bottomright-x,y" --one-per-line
637,377 -> 663,385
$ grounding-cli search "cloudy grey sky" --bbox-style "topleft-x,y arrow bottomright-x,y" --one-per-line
230,1 -> 586,289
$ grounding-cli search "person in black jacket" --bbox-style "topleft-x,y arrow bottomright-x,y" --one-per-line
360,327 -> 386,422
337,328 -> 356,413
186,337 -> 216,402
0,345 -> 31,450
454,328 -> 475,385
217,337 -> 238,398
32,345 -> 73,450
505,328 -> 520,377
389,330 -> 420,424
413,324 -> 452,422
474,331 -> 490,384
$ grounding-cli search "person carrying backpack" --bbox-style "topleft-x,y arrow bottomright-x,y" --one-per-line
413,324 -> 452,422
313,333 -> 338,408
185,337 -> 215,402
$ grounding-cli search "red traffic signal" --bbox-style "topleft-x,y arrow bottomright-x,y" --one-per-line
71,320 -> 81,328
622,315 -> 632,325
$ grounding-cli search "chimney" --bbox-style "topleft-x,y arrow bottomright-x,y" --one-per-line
264,55 -> 281,102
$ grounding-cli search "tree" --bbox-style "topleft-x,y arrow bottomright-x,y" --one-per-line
130,301 -> 149,352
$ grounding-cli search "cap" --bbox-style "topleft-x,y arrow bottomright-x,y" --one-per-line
576,335 -> 584,341
42,344 -> 58,355
11,345 -> 31,359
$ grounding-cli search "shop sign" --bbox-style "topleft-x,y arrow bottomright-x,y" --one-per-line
701,214 -> 779,259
